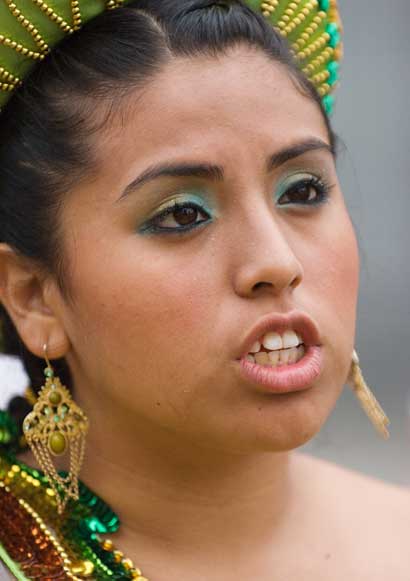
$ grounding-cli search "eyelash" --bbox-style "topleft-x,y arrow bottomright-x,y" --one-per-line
141,175 -> 332,236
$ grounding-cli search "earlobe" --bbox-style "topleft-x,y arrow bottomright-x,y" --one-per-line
0,243 -> 70,359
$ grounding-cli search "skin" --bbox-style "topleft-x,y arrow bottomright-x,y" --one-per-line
1,46 -> 408,580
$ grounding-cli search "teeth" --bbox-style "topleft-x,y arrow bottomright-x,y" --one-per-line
287,346 -> 298,364
278,349 -> 290,365
245,329 -> 306,365
281,330 -> 300,349
267,350 -> 279,365
249,340 -> 261,354
261,329 -> 302,351
245,344 -> 306,367
254,352 -> 270,365
261,332 -> 282,350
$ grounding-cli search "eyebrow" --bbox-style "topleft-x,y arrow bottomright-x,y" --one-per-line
117,137 -> 333,202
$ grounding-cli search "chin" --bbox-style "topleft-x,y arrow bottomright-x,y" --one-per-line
225,388 -> 334,454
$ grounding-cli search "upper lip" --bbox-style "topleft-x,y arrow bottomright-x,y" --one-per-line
236,310 -> 322,360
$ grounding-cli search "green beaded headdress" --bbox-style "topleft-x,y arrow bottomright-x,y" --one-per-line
0,0 -> 343,113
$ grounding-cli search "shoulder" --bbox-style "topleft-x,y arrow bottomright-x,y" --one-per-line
294,452 -> 410,578
301,451 -> 410,516
0,560 -> 15,580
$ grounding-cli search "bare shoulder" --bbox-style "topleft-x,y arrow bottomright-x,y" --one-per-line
300,451 -> 410,514
0,561 -> 14,580
293,452 -> 410,579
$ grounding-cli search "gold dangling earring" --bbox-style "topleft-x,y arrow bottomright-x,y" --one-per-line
22,344 -> 89,514
347,349 -> 390,440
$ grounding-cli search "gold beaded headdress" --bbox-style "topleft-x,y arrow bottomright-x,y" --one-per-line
0,0 -> 342,113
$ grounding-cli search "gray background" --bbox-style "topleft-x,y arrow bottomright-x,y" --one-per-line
301,0 -> 410,486
0,0 -> 409,487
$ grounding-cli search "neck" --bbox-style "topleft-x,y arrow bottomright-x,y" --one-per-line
79,405 -> 311,577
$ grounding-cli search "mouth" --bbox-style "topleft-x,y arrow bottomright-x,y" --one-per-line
235,310 -> 323,393
243,329 -> 305,367
236,310 -> 322,361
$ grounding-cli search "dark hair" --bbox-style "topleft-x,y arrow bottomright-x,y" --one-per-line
0,0 -> 334,436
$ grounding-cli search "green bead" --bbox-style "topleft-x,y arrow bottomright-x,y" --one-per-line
326,23 -> 340,48
54,415 -> 60,423
319,0 -> 330,10
48,431 -> 66,455
49,390 -> 62,405
0,428 -> 11,444
44,367 -> 54,378
322,94 -> 335,115
327,60 -> 339,85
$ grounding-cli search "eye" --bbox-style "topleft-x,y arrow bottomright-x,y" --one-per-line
141,201 -> 211,235
277,175 -> 331,206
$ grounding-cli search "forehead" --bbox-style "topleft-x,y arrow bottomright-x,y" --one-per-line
96,45 -> 329,168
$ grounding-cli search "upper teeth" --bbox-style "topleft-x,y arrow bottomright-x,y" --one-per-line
249,329 -> 302,353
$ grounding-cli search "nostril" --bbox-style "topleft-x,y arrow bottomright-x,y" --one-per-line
253,281 -> 271,291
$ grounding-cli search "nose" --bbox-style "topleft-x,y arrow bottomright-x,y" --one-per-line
232,209 -> 304,299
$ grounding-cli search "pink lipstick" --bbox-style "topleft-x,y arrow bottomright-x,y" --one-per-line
238,345 -> 323,393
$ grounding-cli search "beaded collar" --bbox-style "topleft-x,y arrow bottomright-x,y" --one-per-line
0,450 -> 149,580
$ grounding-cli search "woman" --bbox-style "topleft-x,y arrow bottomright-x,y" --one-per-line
0,0 -> 408,579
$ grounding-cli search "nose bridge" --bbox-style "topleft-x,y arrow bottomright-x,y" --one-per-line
232,200 -> 304,297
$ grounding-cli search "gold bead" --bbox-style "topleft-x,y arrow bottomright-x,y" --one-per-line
122,558 -> 134,570
113,550 -> 124,563
102,539 -> 114,551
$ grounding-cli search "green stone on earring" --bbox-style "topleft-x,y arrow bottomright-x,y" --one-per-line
44,367 -> 54,378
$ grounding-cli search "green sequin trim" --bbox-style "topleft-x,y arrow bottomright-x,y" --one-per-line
0,445 -> 138,580
0,410 -> 20,452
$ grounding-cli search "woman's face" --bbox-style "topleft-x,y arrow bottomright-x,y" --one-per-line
56,46 -> 359,454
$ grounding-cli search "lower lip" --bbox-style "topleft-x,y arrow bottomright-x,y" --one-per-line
237,345 -> 323,393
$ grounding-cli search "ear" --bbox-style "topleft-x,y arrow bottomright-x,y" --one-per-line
0,244 -> 70,359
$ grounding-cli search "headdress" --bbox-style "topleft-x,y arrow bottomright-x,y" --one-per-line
0,0 -> 342,113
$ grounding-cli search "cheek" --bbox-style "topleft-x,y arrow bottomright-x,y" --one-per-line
67,233 -> 222,406
302,201 -> 360,381
311,219 -> 359,314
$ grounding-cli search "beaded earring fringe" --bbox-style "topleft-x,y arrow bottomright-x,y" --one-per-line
347,350 -> 390,440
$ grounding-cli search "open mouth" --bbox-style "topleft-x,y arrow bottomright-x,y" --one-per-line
245,343 -> 306,367
244,329 -> 305,367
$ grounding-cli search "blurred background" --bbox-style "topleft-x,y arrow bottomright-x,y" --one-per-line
0,0 -> 409,486
301,0 -> 410,485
